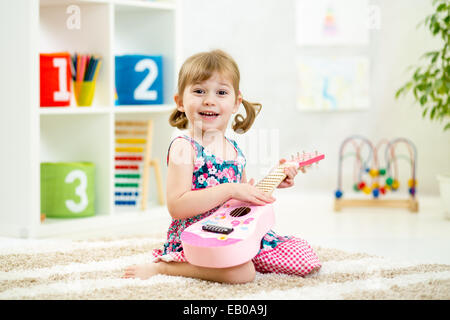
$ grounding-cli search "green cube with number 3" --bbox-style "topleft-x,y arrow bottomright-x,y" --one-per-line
41,162 -> 96,218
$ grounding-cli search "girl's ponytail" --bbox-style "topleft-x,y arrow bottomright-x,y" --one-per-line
169,109 -> 189,130
232,99 -> 262,133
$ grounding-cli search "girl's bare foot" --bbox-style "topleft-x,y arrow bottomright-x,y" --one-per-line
122,262 -> 161,280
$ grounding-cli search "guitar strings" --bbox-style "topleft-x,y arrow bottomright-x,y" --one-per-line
231,206 -> 252,217
230,154 -> 319,217
231,207 -> 246,217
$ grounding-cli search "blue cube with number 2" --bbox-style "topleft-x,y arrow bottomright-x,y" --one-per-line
115,55 -> 163,105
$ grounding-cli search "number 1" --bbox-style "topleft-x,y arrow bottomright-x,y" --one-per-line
53,57 -> 70,102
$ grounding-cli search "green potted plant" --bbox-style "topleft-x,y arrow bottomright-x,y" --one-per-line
395,0 -> 449,219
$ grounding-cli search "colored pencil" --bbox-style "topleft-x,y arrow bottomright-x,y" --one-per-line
79,55 -> 87,82
86,57 -> 97,81
71,53 -> 102,82
69,56 -> 76,81
84,55 -> 91,80
93,58 -> 102,81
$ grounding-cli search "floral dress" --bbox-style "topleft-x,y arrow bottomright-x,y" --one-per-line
152,134 -> 321,276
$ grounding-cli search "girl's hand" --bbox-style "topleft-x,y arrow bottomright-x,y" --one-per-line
230,179 -> 276,206
277,158 -> 305,188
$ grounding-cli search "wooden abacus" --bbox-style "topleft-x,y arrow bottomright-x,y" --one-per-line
334,135 -> 418,213
115,120 -> 164,210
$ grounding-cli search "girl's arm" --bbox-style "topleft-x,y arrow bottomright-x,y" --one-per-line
166,139 -> 274,220
166,138 -> 227,220
240,168 -> 263,188
241,168 -> 248,183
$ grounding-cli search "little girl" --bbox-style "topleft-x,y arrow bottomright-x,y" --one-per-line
123,49 -> 321,283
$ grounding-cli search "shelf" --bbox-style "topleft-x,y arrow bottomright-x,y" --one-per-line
114,5 -> 177,104
39,106 -> 111,115
114,104 -> 174,113
39,104 -> 175,115
114,0 -> 176,11
0,0 -> 178,238
40,0 -> 176,10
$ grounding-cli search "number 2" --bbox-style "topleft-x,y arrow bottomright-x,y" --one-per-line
134,59 -> 158,101
65,170 -> 88,213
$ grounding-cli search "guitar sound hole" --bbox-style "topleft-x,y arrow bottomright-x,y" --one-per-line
230,207 -> 251,217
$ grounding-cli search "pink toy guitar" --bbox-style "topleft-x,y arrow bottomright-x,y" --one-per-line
180,151 -> 325,268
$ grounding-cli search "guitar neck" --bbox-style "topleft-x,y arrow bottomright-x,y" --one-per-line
254,153 -> 325,194
255,165 -> 288,195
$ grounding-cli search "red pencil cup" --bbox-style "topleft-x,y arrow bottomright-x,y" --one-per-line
40,52 -> 71,107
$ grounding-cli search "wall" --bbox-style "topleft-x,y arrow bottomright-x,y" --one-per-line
179,0 -> 450,195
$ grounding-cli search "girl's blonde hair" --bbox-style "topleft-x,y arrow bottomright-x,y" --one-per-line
169,49 -> 261,133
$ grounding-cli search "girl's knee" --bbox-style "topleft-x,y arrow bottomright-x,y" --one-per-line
221,261 -> 255,284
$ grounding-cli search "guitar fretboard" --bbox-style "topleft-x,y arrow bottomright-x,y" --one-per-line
254,153 -> 324,195
255,166 -> 288,195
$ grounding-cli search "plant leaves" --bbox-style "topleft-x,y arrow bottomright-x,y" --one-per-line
432,52 -> 440,63
444,123 -> 450,131
433,22 -> 440,35
437,3 -> 447,12
420,95 -> 428,105
413,87 -> 419,100
434,79 -> 443,90
416,83 -> 426,91
445,79 -> 450,90
413,67 -> 423,81
395,87 -> 404,99
421,51 -> 439,59
396,0 -> 450,132
430,107 -> 436,119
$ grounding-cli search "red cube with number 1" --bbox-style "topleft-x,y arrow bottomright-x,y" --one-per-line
40,52 -> 71,107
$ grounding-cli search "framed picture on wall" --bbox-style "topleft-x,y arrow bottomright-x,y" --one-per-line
295,0 -> 370,46
297,55 -> 370,112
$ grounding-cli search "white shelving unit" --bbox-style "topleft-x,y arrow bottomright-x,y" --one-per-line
0,0 -> 180,238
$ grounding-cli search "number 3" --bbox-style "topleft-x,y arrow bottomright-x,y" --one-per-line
65,170 -> 88,213
134,59 -> 158,101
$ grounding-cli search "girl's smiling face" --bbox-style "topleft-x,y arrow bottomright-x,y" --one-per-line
175,72 -> 242,134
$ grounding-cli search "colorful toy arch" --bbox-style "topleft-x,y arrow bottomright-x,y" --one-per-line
334,135 -> 418,213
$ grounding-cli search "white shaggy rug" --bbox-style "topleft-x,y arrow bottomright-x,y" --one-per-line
0,235 -> 449,300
